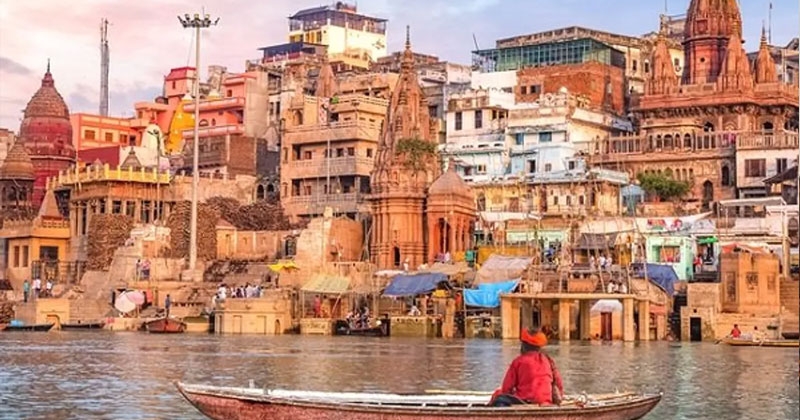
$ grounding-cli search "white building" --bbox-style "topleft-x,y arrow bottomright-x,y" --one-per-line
288,3 -> 387,63
735,130 -> 799,198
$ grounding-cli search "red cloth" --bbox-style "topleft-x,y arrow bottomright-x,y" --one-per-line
730,327 -> 741,338
500,352 -> 564,405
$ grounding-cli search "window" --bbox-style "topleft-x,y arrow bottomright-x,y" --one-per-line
545,163 -> 552,172
366,149 -> 373,158
644,61 -> 650,73
539,132 -> 552,143
776,158 -> 788,174
13,246 -> 19,268
474,110 -> 483,129
673,58 -> 680,68
744,159 -> 766,178
171,81 -> 176,89
530,85 -> 541,94
632,59 -> 638,72
579,195 -> 585,205
527,160 -> 536,173
22,246 -> 28,268
724,272 -> 736,302
303,151 -> 312,160
655,245 -> 681,263
120,135 -> 128,145
303,185 -> 312,195
336,148 -> 344,157
476,164 -> 487,174
515,133 -> 524,145
566,196 -> 572,206
347,147 -> 355,156
568,160 -> 576,170
455,112 -> 462,131
553,196 -> 558,205
428,105 -> 438,118
745,272 -> 758,291
84,130 -> 96,140
521,86 -> 528,95
105,132 -> 114,142
226,89 -> 233,97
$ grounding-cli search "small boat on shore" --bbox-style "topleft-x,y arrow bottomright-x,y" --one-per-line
144,317 -> 186,334
781,332 -> 799,340
721,337 -> 799,347
60,321 -> 105,331
4,323 -> 55,332
333,319 -> 389,337
176,383 -> 662,420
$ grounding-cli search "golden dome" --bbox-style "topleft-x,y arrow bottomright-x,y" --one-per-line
0,141 -> 35,180
166,95 -> 195,154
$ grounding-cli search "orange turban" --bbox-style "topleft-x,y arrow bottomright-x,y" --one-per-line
521,329 -> 548,347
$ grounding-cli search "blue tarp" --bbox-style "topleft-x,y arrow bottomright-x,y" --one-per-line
632,263 -> 677,296
383,272 -> 448,297
464,279 -> 519,308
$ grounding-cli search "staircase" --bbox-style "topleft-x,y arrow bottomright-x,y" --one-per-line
780,278 -> 799,334
670,293 -> 687,339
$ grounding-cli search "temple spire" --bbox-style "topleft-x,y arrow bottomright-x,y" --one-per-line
46,58 -> 50,73
754,21 -> 778,84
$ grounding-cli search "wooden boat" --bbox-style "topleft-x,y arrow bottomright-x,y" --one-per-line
176,383 -> 662,420
721,337 -> 799,347
60,321 -> 105,330
333,320 -> 389,337
782,332 -> 799,340
3,323 -> 55,332
144,317 -> 186,334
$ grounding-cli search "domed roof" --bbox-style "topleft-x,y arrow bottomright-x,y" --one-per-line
120,148 -> 142,170
18,62 -> 75,160
429,160 -> 472,198
0,141 -> 35,180
141,122 -> 163,151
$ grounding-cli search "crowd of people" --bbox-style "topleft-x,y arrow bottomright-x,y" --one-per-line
214,283 -> 264,302
21,278 -> 54,302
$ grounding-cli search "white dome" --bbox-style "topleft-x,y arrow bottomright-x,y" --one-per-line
141,123 -> 164,152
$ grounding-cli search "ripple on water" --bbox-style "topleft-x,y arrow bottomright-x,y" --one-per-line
0,333 -> 797,420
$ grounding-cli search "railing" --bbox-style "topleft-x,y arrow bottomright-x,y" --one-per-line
284,120 -> 382,144
52,164 -> 171,188
181,124 -> 244,138
597,130 -> 748,157
284,156 -> 374,179
31,260 -> 86,285
183,97 -> 245,112
736,131 -> 799,150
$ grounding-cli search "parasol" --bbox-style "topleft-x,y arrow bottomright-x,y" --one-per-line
114,292 -> 136,314
590,299 -> 623,314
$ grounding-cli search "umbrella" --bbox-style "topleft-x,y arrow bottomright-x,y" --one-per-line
124,290 -> 145,305
114,293 -> 136,314
591,299 -> 623,314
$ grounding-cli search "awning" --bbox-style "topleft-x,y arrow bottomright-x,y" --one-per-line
425,262 -> 471,277
631,263 -> 677,296
383,273 -> 447,297
269,260 -> 299,272
576,233 -> 618,251
301,274 -> 350,294
697,236 -> 718,245
475,255 -> 532,285
464,279 -> 519,308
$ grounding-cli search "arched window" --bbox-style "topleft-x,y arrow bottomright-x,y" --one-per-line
256,185 -> 265,200
703,122 -> 715,132
684,133 -> 693,149
721,165 -> 731,186
762,121 -> 774,132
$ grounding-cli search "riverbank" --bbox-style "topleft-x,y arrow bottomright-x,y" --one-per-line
0,332 -> 797,419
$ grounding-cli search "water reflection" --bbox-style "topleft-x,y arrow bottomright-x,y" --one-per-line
0,332 -> 796,420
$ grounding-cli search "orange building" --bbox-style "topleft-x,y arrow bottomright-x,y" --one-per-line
70,114 -> 139,150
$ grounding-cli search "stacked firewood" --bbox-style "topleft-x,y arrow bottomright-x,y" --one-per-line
87,214 -> 134,270
165,201 -> 218,260
0,302 -> 13,324
207,196 -> 298,231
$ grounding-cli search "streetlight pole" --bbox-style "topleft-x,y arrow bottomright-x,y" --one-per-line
178,12 -> 218,279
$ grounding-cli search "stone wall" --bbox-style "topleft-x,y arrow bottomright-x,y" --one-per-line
719,252 -> 781,315
214,290 -> 293,335
216,229 -> 290,260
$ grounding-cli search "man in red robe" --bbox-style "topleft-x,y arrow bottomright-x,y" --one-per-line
489,328 -> 564,406
730,324 -> 742,338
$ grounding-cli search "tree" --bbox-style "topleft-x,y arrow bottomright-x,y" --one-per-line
395,137 -> 437,172
637,171 -> 691,202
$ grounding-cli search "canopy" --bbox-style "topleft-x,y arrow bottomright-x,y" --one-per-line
576,233 -> 618,251
475,255 -> 532,285
463,279 -> 519,308
697,236 -> 718,245
591,299 -> 623,313
425,262 -> 471,277
301,274 -> 350,294
114,292 -> 136,314
631,263 -> 677,296
383,273 -> 447,297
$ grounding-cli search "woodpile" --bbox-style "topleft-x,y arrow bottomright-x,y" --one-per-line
207,196 -> 299,231
87,214 -> 134,270
165,201 -> 218,260
0,302 -> 13,324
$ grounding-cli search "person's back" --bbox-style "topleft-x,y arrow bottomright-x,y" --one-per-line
503,351 -> 559,404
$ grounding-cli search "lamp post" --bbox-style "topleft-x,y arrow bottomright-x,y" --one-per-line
178,12 -> 218,278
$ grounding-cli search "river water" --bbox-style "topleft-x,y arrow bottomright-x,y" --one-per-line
0,332 -> 796,420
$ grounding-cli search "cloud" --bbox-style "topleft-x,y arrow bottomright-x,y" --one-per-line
0,0 -> 796,131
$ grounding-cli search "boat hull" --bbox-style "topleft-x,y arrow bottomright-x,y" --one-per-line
333,320 -> 389,337
781,332 -> 799,340
3,323 -> 54,332
176,383 -> 661,420
722,338 -> 799,347
145,318 -> 186,333
61,322 -> 105,331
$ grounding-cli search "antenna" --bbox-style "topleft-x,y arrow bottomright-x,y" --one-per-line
99,18 -> 110,116
768,1 -> 773,44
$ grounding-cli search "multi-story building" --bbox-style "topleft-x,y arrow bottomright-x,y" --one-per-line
0,128 -> 15,165
594,1 -> 799,209
474,24 -> 684,96
288,2 -> 387,64
280,62 -> 390,221
70,114 -> 139,150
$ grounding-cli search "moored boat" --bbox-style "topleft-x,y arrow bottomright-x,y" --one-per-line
60,321 -> 105,331
333,319 -> 389,337
781,332 -> 799,340
176,382 -> 662,420
4,323 -> 55,332
721,337 -> 799,347
144,317 -> 186,334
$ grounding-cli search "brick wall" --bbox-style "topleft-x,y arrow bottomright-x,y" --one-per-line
516,62 -> 626,115
227,135 -> 257,176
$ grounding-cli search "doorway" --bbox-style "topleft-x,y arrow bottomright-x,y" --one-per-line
600,312 -> 612,341
689,317 -> 702,341
393,246 -> 401,267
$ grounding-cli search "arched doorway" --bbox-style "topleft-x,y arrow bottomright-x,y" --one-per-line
702,180 -> 714,211
438,218 -> 452,258
721,166 -> 731,186
256,184 -> 265,200
393,246 -> 401,268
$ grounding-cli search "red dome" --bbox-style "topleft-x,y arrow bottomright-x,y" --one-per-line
18,65 -> 75,160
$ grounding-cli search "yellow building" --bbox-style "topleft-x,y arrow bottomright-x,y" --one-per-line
166,94 -> 195,154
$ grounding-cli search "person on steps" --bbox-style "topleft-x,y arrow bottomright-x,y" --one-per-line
489,328 -> 564,407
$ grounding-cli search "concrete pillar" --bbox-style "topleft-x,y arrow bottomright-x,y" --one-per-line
579,300 -> 592,340
638,300 -> 650,341
134,200 -> 142,223
622,298 -> 635,342
521,299 -> 533,331
558,299 -> 571,341
656,314 -> 666,340
501,297 -> 521,339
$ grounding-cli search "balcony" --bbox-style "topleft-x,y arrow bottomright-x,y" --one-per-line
284,120 -> 382,145
330,95 -> 389,116
283,192 -> 366,216
593,130 -> 740,163
182,124 -> 244,139
736,131 -> 799,150
184,97 -> 245,113
284,156 -> 374,179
